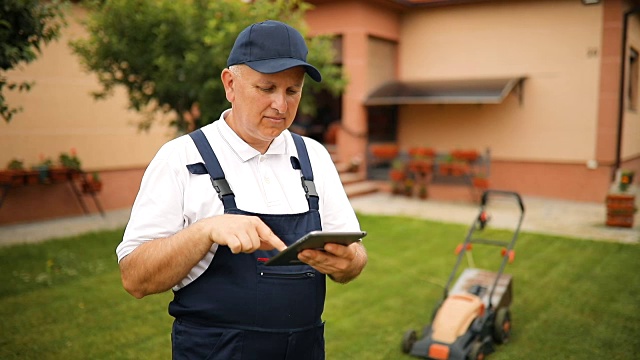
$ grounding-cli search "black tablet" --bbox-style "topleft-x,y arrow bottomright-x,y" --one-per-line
264,230 -> 367,266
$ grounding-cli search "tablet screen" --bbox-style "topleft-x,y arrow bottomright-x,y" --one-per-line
264,230 -> 367,266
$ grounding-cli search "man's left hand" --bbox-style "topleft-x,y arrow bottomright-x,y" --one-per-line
297,242 -> 367,283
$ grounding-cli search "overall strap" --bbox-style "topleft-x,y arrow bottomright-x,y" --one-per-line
291,133 -> 319,210
188,129 -> 237,209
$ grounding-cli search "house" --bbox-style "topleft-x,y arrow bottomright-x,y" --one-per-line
305,0 -> 640,202
0,0 -> 638,224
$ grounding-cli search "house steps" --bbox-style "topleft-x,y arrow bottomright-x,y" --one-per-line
343,180 -> 381,198
329,143 -> 381,198
337,171 -> 379,197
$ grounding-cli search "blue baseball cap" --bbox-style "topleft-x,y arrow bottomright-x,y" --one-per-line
227,20 -> 322,82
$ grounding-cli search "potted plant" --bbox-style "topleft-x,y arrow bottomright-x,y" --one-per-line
82,172 -> 103,194
605,169 -> 637,228
403,177 -> 414,197
370,143 -> 400,160
58,148 -> 82,180
472,173 -> 490,190
7,159 -> 24,170
0,159 -> 25,186
449,159 -> 470,176
31,155 -> 53,184
59,149 -> 81,170
408,147 -> 435,159
417,182 -> 428,199
619,170 -> 634,192
606,195 -> 637,228
59,151 -> 80,170
451,149 -> 480,163
438,154 -> 454,176
408,149 -> 434,176
49,164 -> 70,183
389,159 -> 407,195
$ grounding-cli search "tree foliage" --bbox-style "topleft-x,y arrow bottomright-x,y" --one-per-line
70,0 -> 346,133
0,0 -> 66,123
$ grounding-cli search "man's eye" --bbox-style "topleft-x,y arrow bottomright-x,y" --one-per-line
287,89 -> 300,95
258,86 -> 274,92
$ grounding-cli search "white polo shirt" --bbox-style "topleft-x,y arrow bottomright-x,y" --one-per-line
116,110 -> 361,289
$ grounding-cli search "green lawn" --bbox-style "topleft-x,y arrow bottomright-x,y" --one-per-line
0,214 -> 638,359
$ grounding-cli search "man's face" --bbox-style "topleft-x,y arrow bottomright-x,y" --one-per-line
222,65 -> 305,153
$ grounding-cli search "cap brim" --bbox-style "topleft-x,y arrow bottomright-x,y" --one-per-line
246,58 -> 322,82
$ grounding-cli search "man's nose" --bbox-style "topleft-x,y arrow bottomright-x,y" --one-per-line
271,92 -> 288,114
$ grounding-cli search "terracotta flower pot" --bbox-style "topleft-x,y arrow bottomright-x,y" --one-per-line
439,164 -> 451,176
370,144 -> 399,160
409,160 -> 432,174
473,178 -> 489,189
24,170 -> 41,185
82,180 -> 103,194
450,163 -> 469,176
0,170 -> 25,186
451,150 -> 480,162
389,169 -> 406,182
32,165 -> 50,184
408,147 -> 435,158
49,167 -> 70,183
418,186 -> 428,199
404,186 -> 413,197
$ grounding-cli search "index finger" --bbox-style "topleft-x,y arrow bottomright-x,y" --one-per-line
256,222 -> 286,251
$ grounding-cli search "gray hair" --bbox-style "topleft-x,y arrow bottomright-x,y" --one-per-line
228,64 -> 244,78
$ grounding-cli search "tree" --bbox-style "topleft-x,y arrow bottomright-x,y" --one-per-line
70,0 -> 346,133
0,0 -> 66,123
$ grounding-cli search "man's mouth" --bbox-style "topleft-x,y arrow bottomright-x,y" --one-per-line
265,115 -> 286,122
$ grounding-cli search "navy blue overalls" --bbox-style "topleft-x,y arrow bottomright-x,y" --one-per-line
169,129 -> 326,360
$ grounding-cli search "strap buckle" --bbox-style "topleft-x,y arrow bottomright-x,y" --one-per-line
211,178 -> 233,200
301,178 -> 318,199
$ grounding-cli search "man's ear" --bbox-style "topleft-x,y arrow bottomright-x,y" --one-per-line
221,68 -> 235,103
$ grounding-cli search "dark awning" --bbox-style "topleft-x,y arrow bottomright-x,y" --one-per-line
364,77 -> 526,106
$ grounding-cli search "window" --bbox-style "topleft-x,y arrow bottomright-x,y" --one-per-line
628,47 -> 638,111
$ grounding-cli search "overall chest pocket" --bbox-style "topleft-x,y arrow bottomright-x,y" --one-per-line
255,264 -> 322,329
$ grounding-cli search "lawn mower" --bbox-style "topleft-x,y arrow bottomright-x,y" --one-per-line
401,190 -> 525,360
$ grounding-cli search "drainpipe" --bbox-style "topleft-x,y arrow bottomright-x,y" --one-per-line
615,6 -> 640,180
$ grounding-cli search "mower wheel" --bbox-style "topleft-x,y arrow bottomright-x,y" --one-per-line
401,329 -> 417,354
493,307 -> 512,344
467,341 -> 485,360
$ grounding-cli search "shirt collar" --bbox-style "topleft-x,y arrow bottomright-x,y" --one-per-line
216,109 -> 288,162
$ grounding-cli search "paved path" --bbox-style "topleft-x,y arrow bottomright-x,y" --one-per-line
0,193 -> 637,247
0,209 -> 131,247
349,193 -> 639,244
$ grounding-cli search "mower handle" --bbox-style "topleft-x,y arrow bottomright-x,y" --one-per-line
480,190 -> 525,213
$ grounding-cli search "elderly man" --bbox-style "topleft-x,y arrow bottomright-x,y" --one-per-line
116,20 -> 367,359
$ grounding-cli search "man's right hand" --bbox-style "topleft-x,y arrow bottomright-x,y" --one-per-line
120,214 -> 286,298
198,214 -> 286,254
